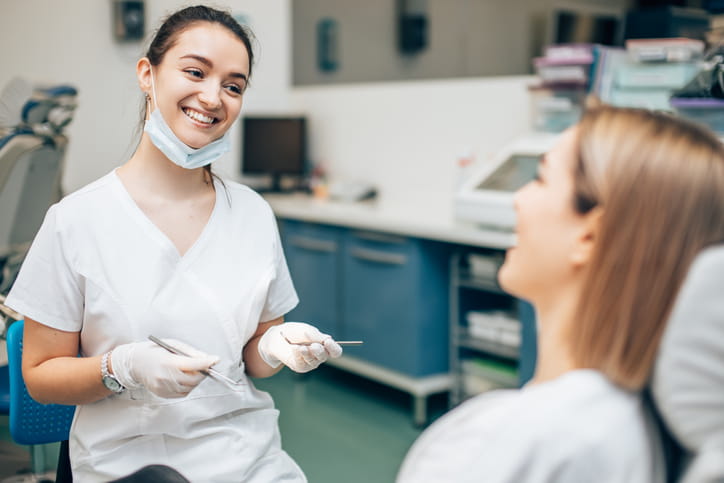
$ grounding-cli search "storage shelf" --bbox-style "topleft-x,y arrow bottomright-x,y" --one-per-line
456,270 -> 506,295
327,355 -> 452,426
458,332 -> 519,360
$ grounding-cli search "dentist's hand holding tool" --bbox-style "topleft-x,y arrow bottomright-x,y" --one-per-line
111,339 -> 219,398
258,322 -> 343,373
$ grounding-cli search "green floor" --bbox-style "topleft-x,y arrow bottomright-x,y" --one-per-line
1,366 -> 447,483
254,365 -> 446,483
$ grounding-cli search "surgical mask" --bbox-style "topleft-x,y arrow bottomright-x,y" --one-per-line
143,69 -> 230,169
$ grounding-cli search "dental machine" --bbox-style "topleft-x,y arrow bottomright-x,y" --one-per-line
454,134 -> 559,231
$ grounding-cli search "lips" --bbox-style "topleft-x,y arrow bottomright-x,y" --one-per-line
183,108 -> 217,125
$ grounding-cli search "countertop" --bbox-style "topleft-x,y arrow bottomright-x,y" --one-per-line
263,193 -> 515,249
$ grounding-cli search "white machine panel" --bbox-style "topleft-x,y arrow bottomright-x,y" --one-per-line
455,134 -> 560,231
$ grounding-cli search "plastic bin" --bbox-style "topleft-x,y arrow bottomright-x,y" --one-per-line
615,61 -> 700,89
610,88 -> 674,111
625,38 -> 705,63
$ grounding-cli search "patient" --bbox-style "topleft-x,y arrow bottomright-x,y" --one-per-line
397,103 -> 724,482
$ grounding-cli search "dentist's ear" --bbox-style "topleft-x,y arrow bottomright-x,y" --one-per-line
570,207 -> 603,268
136,57 -> 153,98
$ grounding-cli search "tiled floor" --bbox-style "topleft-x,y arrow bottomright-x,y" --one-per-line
0,365 -> 447,483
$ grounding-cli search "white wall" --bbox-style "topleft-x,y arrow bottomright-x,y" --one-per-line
0,0 -> 292,192
289,77 -> 532,214
1,0 -> 532,212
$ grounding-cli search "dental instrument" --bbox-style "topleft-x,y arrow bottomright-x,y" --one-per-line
148,335 -> 244,388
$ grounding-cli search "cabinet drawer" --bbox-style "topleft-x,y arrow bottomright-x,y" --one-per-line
343,232 -> 449,376
279,220 -> 343,337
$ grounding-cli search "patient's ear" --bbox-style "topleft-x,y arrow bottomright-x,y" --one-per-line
136,57 -> 152,95
570,207 -> 603,268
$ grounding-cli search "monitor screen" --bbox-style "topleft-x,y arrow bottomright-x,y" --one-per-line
475,154 -> 540,192
241,116 -> 307,178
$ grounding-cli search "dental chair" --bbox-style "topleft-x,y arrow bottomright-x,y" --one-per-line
0,77 -> 76,481
652,245 -> 724,483
0,78 -> 77,300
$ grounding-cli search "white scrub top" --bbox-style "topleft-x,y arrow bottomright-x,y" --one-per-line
6,170 -> 305,482
397,370 -> 665,483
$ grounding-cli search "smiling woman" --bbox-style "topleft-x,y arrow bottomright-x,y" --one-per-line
3,5 -> 342,482
397,103 -> 724,483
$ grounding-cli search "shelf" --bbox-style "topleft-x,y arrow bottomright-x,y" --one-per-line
455,270 -> 507,295
326,354 -> 451,396
457,332 -> 519,360
326,354 -> 452,426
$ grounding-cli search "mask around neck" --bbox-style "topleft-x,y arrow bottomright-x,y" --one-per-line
143,67 -> 230,169
144,108 -> 230,169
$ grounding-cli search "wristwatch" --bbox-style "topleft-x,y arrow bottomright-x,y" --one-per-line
101,351 -> 125,393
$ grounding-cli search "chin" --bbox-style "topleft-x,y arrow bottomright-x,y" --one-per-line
497,260 -> 522,298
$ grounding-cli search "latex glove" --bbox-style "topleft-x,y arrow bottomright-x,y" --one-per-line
258,322 -> 343,373
111,339 -> 219,398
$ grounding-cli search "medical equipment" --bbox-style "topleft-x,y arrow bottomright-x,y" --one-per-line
454,134 -> 559,231
258,322 -> 343,372
148,335 -> 244,389
282,336 -> 363,346
0,78 -> 77,297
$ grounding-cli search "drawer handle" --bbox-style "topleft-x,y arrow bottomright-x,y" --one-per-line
350,247 -> 407,265
351,231 -> 407,245
289,236 -> 338,253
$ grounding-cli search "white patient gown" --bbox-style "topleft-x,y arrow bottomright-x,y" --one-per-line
6,170 -> 305,482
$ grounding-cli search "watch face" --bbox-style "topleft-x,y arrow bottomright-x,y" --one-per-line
102,375 -> 123,393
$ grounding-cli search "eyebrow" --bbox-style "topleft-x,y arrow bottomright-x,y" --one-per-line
180,54 -> 248,81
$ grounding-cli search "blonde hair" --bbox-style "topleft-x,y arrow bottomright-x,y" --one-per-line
569,104 -> 724,390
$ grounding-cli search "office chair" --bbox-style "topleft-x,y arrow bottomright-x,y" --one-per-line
6,320 -> 75,480
652,245 -> 724,483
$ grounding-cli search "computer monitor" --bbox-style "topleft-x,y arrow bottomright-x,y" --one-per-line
241,116 -> 307,192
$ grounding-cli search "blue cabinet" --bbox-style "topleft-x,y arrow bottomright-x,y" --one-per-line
279,220 -> 343,337
279,220 -> 451,377
341,231 -> 450,377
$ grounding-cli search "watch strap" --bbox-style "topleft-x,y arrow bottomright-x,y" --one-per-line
101,351 -> 125,393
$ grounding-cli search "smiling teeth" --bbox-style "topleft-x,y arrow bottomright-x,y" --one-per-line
184,109 -> 214,124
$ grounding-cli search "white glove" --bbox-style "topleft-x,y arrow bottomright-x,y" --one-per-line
111,339 -> 219,398
258,322 -> 343,373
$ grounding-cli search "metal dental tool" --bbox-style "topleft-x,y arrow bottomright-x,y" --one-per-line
148,335 -> 244,389
280,334 -> 363,346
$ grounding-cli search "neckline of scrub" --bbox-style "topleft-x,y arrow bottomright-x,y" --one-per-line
109,168 -> 223,265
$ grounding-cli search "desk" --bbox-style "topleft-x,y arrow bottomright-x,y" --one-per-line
263,193 -> 515,249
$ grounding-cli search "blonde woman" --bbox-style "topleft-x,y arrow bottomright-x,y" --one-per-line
397,104 -> 724,482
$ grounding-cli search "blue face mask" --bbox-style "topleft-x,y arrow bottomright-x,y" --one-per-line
143,69 -> 230,170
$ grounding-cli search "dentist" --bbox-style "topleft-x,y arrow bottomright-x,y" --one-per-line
5,5 -> 339,482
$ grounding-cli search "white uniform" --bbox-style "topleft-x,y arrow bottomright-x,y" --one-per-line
6,170 -> 306,482
397,370 -> 665,483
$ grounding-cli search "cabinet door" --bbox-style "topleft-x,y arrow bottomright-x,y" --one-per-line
343,231 -> 449,376
279,220 -> 342,337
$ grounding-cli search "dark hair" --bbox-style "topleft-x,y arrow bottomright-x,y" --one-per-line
145,5 -> 255,74
138,5 -> 255,182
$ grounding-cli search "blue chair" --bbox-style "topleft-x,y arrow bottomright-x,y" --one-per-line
0,363 -> 9,414
6,320 -> 75,476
